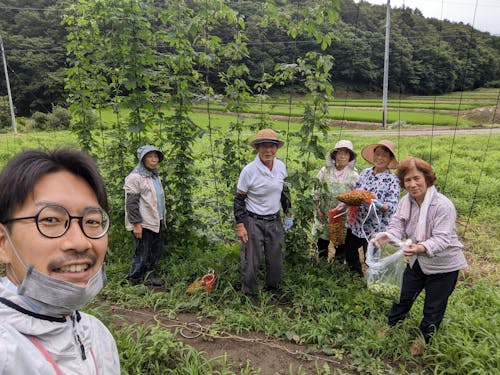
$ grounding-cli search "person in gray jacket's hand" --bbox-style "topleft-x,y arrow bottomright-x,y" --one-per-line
124,145 -> 166,287
0,148 -> 120,374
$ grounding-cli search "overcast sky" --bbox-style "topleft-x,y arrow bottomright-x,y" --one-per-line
358,0 -> 500,36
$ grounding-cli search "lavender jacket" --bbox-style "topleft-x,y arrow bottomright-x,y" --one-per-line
385,191 -> 467,275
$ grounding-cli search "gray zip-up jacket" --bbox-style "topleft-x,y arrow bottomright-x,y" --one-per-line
0,279 -> 120,374
385,191 -> 467,274
124,171 -> 165,233
124,145 -> 166,233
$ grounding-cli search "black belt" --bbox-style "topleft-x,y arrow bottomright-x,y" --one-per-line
247,211 -> 280,221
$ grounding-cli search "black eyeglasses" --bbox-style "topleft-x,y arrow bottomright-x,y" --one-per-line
2,205 -> 109,239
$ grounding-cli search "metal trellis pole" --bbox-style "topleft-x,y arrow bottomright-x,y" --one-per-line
382,0 -> 391,129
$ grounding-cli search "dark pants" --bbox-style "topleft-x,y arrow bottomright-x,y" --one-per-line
240,215 -> 284,295
388,259 -> 459,343
343,229 -> 367,276
128,228 -> 163,281
317,238 -> 346,262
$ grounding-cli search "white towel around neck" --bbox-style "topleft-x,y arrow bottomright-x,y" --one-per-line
398,185 -> 436,242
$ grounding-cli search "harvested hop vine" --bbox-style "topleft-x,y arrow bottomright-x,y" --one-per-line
335,190 -> 375,206
328,208 -> 345,246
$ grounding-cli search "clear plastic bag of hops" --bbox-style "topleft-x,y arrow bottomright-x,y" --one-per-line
365,233 -> 411,302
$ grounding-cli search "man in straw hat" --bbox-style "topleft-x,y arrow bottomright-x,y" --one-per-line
343,140 -> 400,276
234,129 -> 293,298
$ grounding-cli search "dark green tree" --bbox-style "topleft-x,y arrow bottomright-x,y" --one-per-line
0,0 -> 66,115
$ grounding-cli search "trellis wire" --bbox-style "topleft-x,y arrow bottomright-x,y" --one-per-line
283,0 -> 304,165
395,0 -> 405,162
335,0 -> 361,144
462,89 -> 499,238
442,0 -> 479,194
428,0 -> 446,165
202,0 -> 225,238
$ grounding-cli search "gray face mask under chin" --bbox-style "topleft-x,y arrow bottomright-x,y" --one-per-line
17,265 -> 107,316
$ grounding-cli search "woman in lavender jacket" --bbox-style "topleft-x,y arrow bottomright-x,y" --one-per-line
374,157 -> 467,356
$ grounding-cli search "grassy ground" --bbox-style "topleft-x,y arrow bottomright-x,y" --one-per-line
0,88 -> 499,373
92,127 -> 500,373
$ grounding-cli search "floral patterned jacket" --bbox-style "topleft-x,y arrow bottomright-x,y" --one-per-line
346,167 -> 400,240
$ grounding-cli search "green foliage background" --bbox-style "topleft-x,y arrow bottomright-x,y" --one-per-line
0,0 -> 499,116
0,0 -> 498,373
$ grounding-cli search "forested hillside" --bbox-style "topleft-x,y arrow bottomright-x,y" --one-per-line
233,0 -> 500,95
0,0 -> 499,116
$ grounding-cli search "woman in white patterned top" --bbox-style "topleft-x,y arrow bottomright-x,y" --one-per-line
312,140 -> 358,261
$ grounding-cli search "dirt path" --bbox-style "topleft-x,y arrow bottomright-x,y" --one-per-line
337,126 -> 500,136
112,306 -> 351,374
196,108 -> 499,136
196,104 -> 499,135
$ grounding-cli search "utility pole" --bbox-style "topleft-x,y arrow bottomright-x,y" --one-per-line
382,0 -> 391,129
0,35 -> 17,134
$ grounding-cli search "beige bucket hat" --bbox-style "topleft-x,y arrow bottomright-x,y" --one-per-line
250,128 -> 284,149
333,139 -> 357,160
361,140 -> 398,169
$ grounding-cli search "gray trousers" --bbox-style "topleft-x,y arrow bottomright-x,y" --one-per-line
240,215 -> 284,294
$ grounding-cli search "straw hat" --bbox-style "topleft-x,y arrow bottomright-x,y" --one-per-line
361,140 -> 398,169
250,128 -> 284,149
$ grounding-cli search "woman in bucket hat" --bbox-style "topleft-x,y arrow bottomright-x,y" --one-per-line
312,140 -> 359,262
233,129 -> 292,298
343,140 -> 400,276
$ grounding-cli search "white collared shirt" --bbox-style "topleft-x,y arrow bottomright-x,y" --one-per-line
237,154 -> 287,215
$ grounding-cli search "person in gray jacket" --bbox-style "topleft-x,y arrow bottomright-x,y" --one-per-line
125,145 -> 166,286
373,157 -> 467,356
0,149 -> 120,374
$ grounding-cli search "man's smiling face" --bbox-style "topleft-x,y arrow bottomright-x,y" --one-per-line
257,142 -> 278,166
0,171 -> 108,287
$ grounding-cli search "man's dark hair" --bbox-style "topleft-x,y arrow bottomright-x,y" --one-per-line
0,149 -> 108,223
